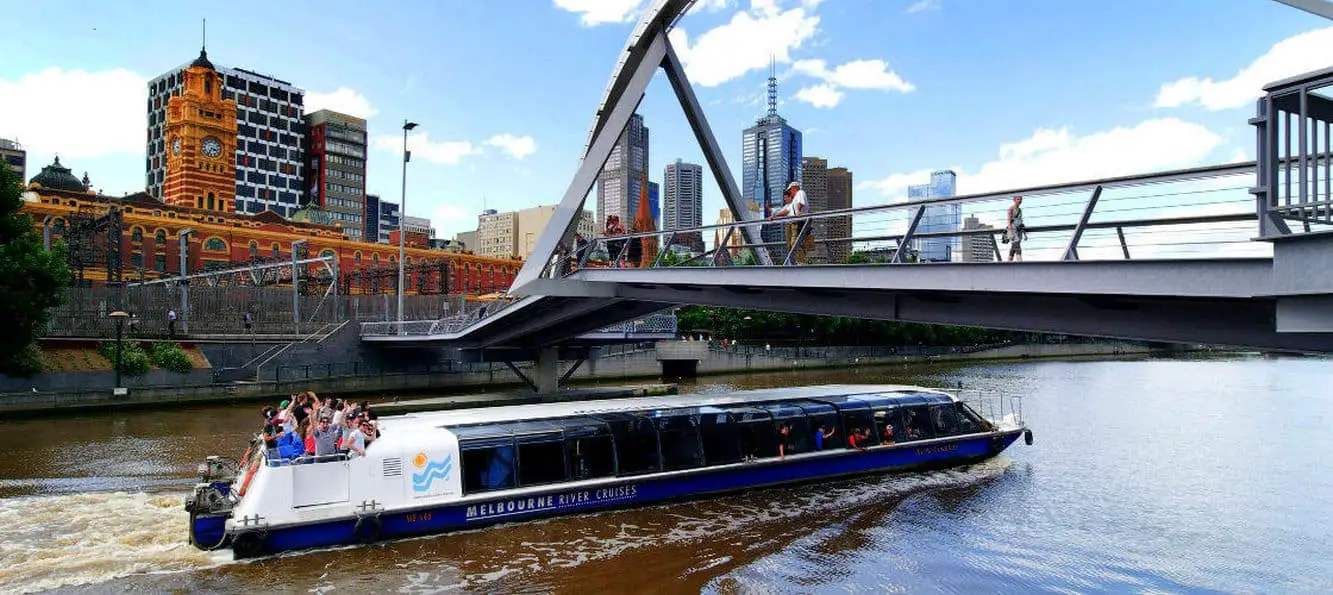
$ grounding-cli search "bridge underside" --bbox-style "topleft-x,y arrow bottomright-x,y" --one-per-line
505,260 -> 1333,353
361,296 -> 671,349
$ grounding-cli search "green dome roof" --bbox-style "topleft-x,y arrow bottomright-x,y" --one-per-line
29,157 -> 86,192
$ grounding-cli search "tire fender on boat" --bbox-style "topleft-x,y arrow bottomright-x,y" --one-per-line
232,530 -> 266,559
353,514 -> 382,544
1024,429 -> 1034,445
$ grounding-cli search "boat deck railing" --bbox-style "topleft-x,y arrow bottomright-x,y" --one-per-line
956,389 -> 1025,429
263,452 -> 352,467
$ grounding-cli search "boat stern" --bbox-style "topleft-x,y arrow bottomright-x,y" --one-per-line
184,455 -> 239,551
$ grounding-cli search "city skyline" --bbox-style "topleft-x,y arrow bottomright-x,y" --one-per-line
1,1 -> 1327,241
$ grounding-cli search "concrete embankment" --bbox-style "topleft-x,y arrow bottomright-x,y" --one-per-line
0,341 -> 1169,416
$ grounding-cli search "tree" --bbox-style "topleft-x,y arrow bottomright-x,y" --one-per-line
0,166 -> 71,376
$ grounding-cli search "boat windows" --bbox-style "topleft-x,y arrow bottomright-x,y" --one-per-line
654,413 -> 704,471
901,406 -> 934,441
514,425 -> 568,487
929,404 -> 964,437
872,407 -> 905,444
455,425 -> 517,494
564,419 -> 617,481
760,403 -> 813,455
955,402 -> 988,433
833,402 -> 879,448
599,414 -> 661,476
723,407 -> 779,460
697,410 -> 742,465
794,401 -> 842,450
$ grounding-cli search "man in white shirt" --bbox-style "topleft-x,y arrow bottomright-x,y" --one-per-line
768,180 -> 812,264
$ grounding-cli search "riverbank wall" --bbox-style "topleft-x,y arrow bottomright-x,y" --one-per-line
0,341 -> 1173,416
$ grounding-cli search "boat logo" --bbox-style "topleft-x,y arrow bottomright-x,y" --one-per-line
411,453 -> 453,492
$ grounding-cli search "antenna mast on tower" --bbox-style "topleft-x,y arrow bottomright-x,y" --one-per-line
766,55 -> 778,117
202,18 -> 207,50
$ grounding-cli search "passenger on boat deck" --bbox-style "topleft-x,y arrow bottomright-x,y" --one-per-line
262,412 -> 282,459
814,424 -> 836,450
276,423 -> 304,460
345,419 -> 372,458
777,423 -> 793,459
848,428 -> 869,452
311,413 -> 342,456
904,410 -> 924,439
880,425 -> 896,445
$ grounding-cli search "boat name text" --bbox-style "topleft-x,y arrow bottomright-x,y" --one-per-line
465,485 -> 638,521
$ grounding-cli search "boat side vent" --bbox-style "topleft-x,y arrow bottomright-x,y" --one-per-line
382,457 -> 403,477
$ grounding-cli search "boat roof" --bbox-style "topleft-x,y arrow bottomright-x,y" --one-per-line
378,384 -> 952,432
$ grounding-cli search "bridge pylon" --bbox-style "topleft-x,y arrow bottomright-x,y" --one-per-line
511,0 -> 772,295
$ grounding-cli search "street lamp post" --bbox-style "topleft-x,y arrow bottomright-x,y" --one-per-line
109,310 -> 129,392
398,120 -> 418,332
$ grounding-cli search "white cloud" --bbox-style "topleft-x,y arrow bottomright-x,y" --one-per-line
906,0 -> 941,14
860,118 -> 1224,198
668,4 -> 820,86
795,83 -> 843,108
485,133 -> 537,160
429,203 -> 474,237
0,67 -> 146,159
374,132 -> 482,165
304,87 -> 378,119
553,0 -> 646,26
793,58 -> 914,91
1155,26 -> 1333,111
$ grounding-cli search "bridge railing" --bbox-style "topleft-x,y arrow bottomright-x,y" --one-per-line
360,307 -> 679,338
1253,65 -> 1333,239
543,160 -> 1299,274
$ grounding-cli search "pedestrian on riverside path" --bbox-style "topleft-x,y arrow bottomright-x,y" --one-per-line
167,309 -> 177,338
768,180 -> 812,265
243,311 -> 254,336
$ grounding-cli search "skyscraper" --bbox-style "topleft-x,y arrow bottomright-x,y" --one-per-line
908,170 -> 959,262
1,138 -> 25,181
147,52 -> 307,217
595,113 -> 649,233
648,181 -> 660,228
960,215 -> 996,262
826,166 -> 853,263
663,159 -> 704,252
305,109 -> 367,241
801,157 -> 829,262
742,67 -> 802,259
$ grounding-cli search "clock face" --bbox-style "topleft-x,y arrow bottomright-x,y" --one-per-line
171,138 -> 181,155
201,137 -> 223,159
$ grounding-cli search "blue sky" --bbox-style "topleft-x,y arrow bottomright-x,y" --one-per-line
0,0 -> 1328,241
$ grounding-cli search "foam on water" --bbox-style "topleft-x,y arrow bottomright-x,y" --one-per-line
0,491 -> 228,594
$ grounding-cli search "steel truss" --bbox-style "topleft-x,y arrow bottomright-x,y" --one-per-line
340,259 -> 452,295
65,205 -> 123,286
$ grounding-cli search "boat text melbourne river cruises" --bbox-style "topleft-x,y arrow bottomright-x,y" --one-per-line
185,384 -> 1033,559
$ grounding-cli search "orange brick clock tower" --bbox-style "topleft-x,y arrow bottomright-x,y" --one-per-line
162,47 -> 238,213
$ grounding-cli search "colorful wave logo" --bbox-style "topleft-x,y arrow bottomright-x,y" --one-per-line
411,455 -> 453,492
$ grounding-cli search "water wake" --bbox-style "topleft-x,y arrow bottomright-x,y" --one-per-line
0,491 -> 226,594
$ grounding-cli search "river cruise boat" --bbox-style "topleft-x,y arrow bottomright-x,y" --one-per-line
186,385 -> 1032,559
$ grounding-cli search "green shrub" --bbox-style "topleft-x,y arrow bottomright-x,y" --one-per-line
149,342 -> 194,374
99,342 -> 151,377
0,343 -> 45,377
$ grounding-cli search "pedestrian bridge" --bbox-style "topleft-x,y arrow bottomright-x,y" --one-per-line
362,0 -> 1333,358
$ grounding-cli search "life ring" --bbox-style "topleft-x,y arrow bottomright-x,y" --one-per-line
239,445 -> 253,468
231,530 -> 266,559
237,460 -> 259,497
352,514 -> 382,544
